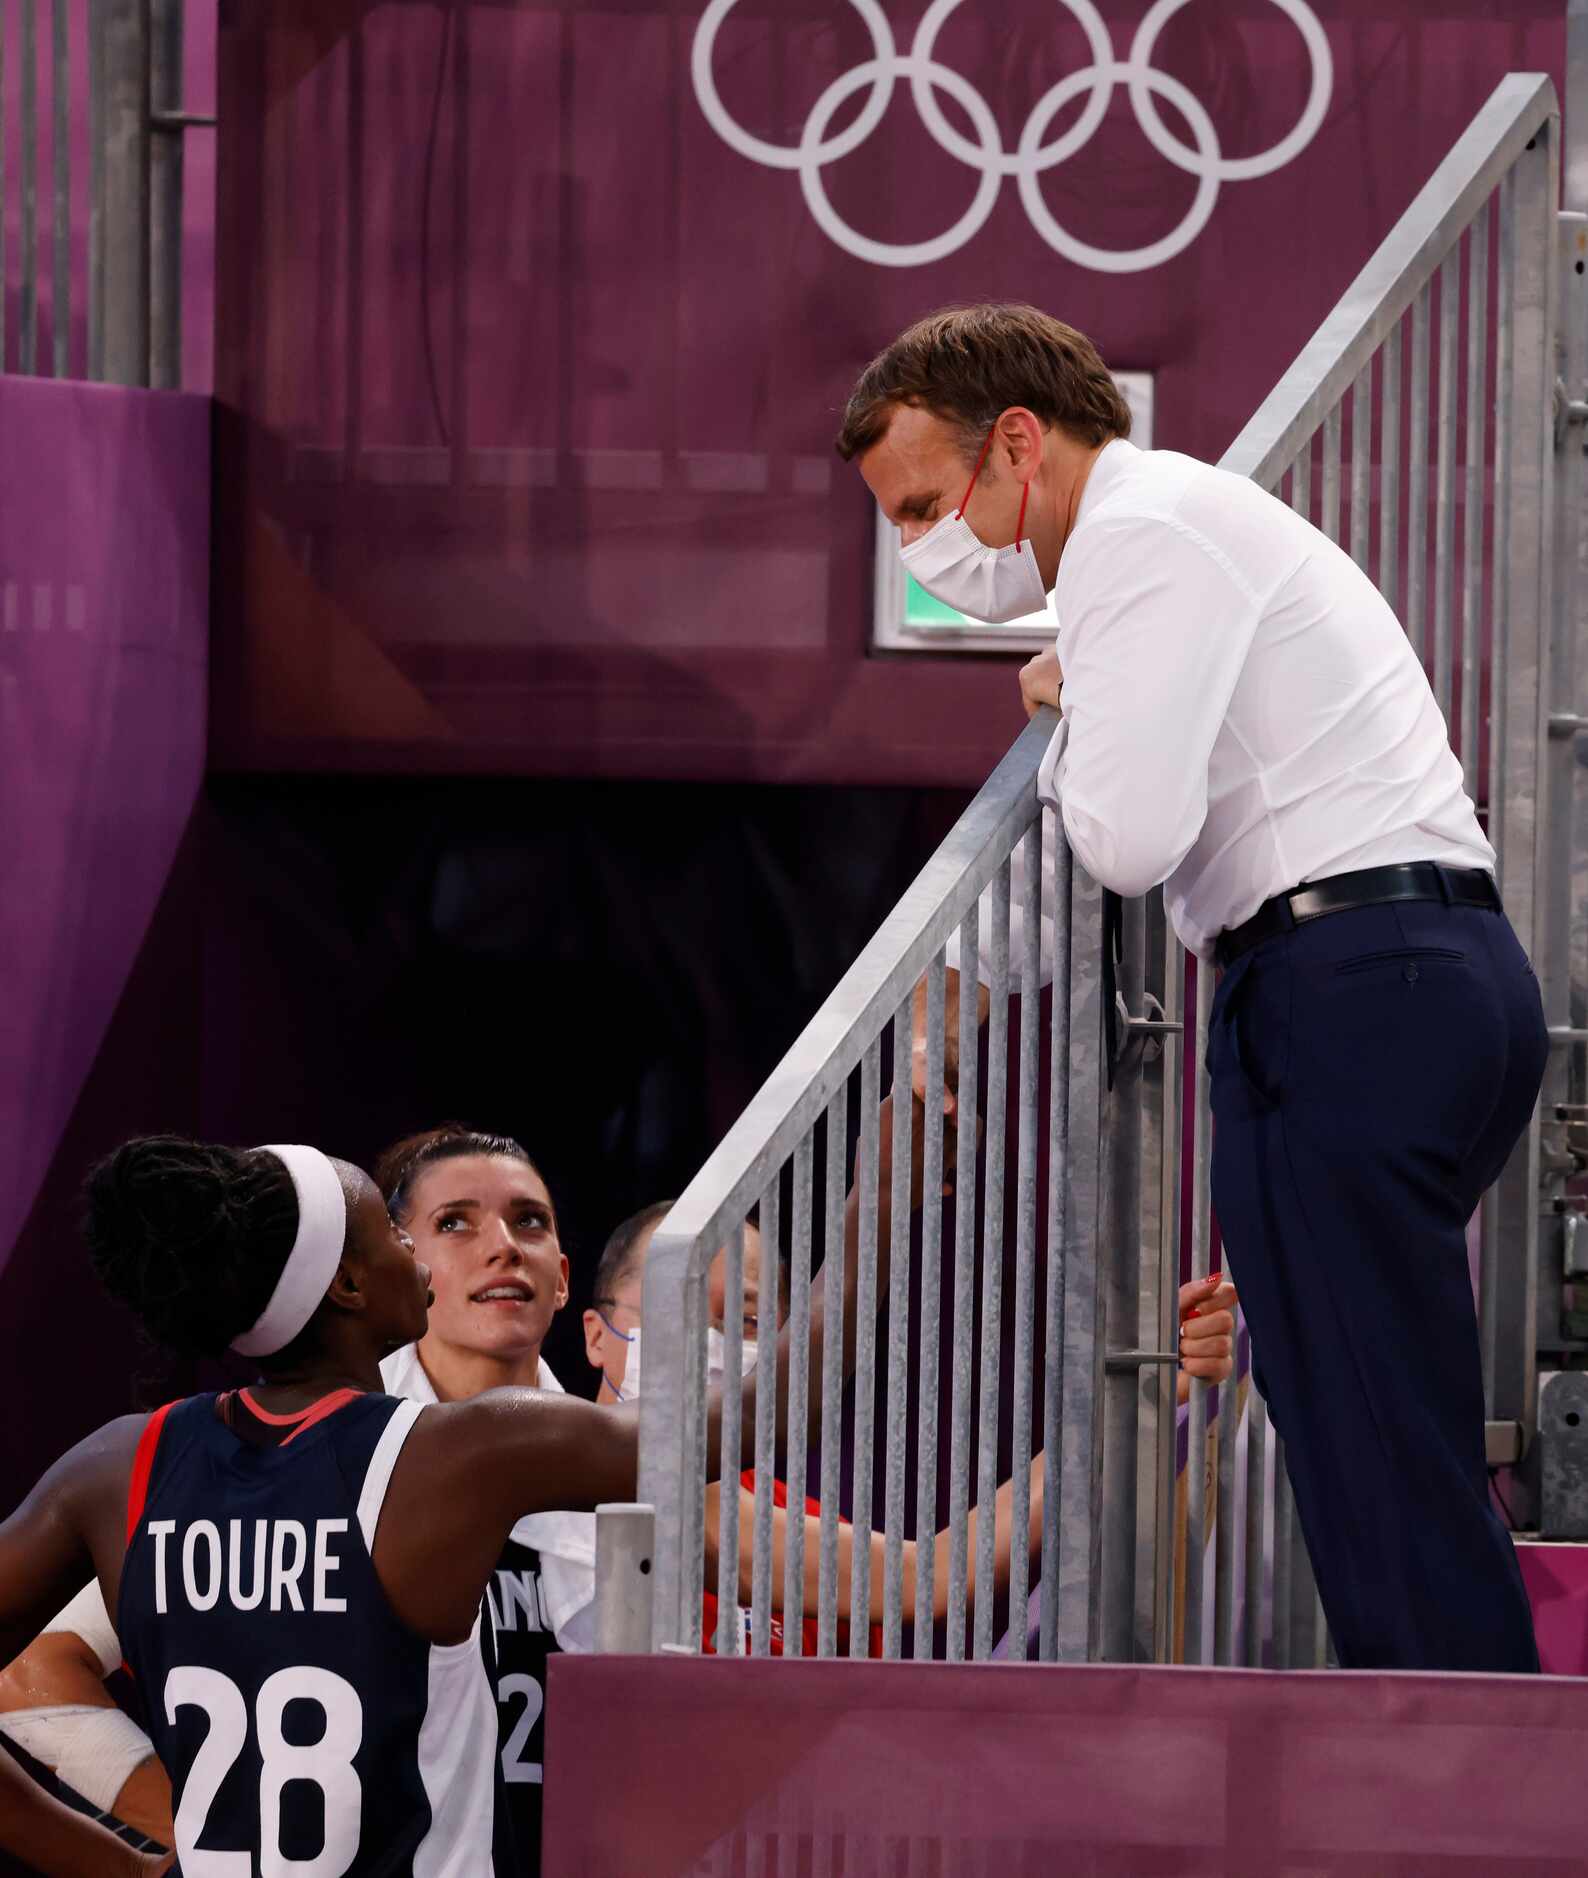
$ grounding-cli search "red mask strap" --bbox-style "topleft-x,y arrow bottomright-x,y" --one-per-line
955,426 -> 998,519
1015,481 -> 1030,552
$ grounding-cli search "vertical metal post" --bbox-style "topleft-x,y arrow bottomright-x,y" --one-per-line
1289,437 -> 1312,521
87,0 -> 105,379
1490,121 -> 1560,1447
714,1225 -> 745,1656
595,1505 -> 656,1653
882,1008 -> 914,1658
1213,1371 -> 1239,1663
1408,283 -> 1432,663
21,0 -> 38,373
1380,322 -> 1402,611
1270,1439 -> 1294,1670
1321,403 -> 1342,541
752,1176 -> 782,1655
780,1134 -> 814,1656
973,866 -> 1010,1660
1150,916 -> 1183,1663
1349,362 -> 1372,571
51,0 -> 68,376
1038,817 -> 1073,1662
1180,965 -> 1214,1665
1434,245 -> 1461,725
816,1085 -> 848,1657
1461,211 -> 1489,791
913,956 -> 947,1656
847,1048 -> 882,1653
1056,867 -> 1107,1665
636,1224 -> 691,1649
149,0 -> 184,387
1101,893 -> 1145,1663
1243,1393 -> 1268,1666
102,0 -> 150,384
944,901 -> 980,1662
1007,825 -> 1042,1662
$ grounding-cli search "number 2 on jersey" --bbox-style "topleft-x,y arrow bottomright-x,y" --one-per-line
497,1672 -> 545,1785
166,1664 -> 363,1876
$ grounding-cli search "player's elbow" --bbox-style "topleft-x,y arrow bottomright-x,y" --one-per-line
1061,795 -> 1201,901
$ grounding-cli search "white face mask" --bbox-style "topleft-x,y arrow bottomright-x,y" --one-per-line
897,426 -> 1048,624
603,1323 -> 758,1402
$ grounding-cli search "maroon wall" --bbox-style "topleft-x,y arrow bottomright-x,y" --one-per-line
211,0 -> 1565,787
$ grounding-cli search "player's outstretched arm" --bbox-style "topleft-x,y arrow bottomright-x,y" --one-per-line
0,1590 -> 172,1847
0,1749 -> 172,1877
0,1419 -> 141,1674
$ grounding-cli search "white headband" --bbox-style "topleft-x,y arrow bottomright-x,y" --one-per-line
230,1144 -> 348,1357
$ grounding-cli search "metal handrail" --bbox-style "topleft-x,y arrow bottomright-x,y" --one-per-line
1225,72 -> 1556,487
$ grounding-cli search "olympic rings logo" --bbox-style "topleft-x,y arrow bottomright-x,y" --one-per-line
691,0 -> 1332,272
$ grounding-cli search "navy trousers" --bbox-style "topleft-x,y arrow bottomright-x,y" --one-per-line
1208,896 -> 1546,1672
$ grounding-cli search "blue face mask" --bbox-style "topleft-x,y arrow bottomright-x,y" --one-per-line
597,1319 -> 756,1403
596,1308 -> 636,1401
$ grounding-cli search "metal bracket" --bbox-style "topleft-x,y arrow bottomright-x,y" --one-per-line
1112,990 -> 1183,1071
150,110 -> 217,132
1105,1350 -> 1180,1370
1554,376 -> 1588,450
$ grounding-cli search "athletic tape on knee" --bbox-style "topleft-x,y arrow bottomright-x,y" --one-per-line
0,1703 -> 156,1814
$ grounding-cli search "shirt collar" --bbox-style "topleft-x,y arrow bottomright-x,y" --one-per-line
1072,436 -> 1138,532
378,1341 -> 561,1405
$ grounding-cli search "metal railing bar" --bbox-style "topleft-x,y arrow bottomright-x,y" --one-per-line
1349,362 -> 1372,570
714,1222 -> 745,1656
1244,1392 -> 1268,1666
1007,824 -> 1042,1662
973,862 -> 1011,1660
913,954 -> 947,1656
1321,402 -> 1342,541
816,1084 -> 848,1657
1462,210 -> 1489,793
1038,816 -> 1073,1662
847,1044 -> 882,1654
882,1006 -> 913,1658
1379,319 -> 1402,610
780,1131 -> 815,1656
21,0 -> 38,373
750,1174 -> 781,1656
1181,964 -> 1215,1664
1434,244 -> 1460,722
1223,73 -> 1557,488
51,0 -> 68,377
1408,280 -> 1432,664
945,900 -> 981,1662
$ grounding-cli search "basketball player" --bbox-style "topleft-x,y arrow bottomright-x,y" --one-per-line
0,1123 -> 903,1871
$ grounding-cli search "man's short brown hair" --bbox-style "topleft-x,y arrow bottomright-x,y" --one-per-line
835,303 -> 1132,463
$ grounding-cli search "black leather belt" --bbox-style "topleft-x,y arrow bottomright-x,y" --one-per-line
1213,862 -> 1501,968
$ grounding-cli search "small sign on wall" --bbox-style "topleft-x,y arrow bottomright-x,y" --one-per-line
872,372 -> 1154,654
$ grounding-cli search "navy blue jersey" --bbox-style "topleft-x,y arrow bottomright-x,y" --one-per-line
119,1391 -> 517,1876
485,1533 -> 562,1872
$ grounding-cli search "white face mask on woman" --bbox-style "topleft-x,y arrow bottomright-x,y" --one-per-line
898,424 -> 1048,624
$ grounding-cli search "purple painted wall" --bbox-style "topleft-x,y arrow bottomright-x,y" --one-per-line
211,0 -> 1565,786
0,376 -> 210,1286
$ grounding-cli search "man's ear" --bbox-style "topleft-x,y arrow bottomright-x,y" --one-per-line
554,1253 -> 570,1313
582,1308 -> 605,1369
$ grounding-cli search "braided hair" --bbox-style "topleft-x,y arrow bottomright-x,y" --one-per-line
82,1135 -> 299,1358
374,1124 -> 547,1226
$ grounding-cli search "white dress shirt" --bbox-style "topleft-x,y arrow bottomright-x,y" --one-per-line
380,1342 -> 596,1650
961,438 -> 1493,970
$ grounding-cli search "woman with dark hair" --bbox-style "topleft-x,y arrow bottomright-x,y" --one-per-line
0,1119 -> 910,1873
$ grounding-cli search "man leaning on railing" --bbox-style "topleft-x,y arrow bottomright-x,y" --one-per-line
835,302 -> 1545,1676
